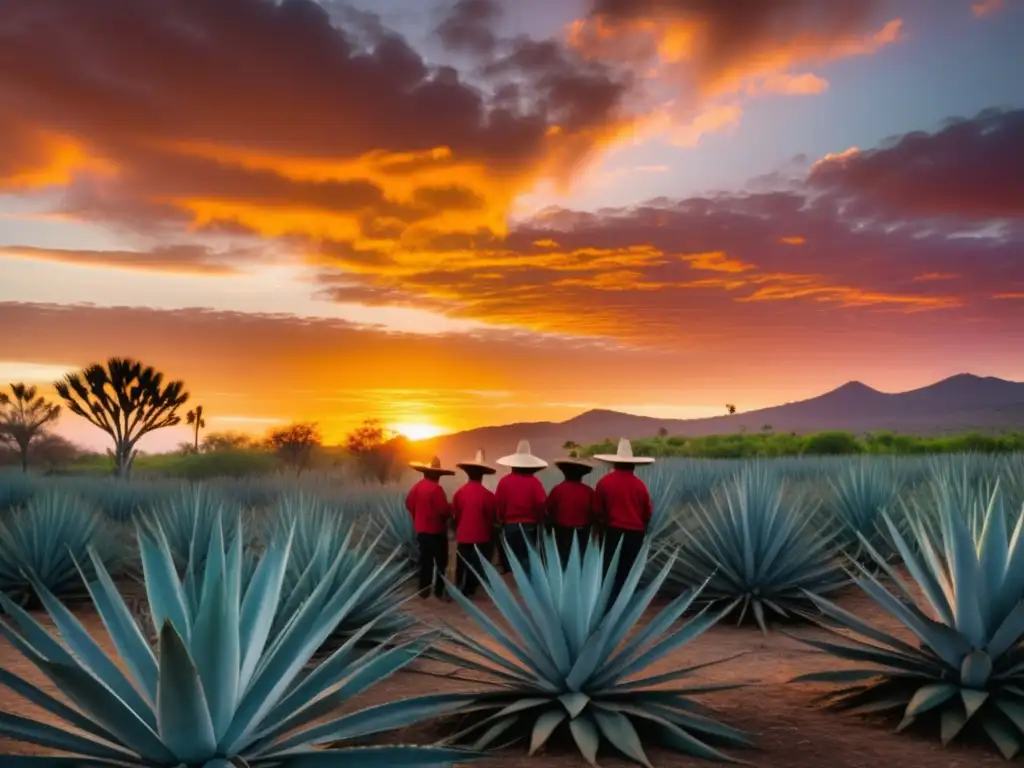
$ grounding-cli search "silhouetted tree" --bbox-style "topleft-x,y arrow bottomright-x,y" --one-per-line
30,433 -> 82,471
761,424 -> 773,433
186,405 -> 206,452
345,418 -> 408,485
266,422 -> 321,476
562,439 -> 580,452
726,403 -> 737,415
657,426 -> 669,438
202,431 -> 255,452
0,383 -> 62,472
54,358 -> 188,478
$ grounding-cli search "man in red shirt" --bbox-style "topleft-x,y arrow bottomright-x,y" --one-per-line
548,450 -> 598,566
594,438 -> 655,600
405,456 -> 455,599
452,449 -> 498,598
495,439 -> 548,575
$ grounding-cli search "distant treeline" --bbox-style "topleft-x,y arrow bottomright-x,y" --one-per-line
582,430 -> 1024,459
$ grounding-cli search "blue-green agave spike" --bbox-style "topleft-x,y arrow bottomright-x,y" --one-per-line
792,480 -> 1024,759
433,530 -> 751,765
0,513 -> 481,766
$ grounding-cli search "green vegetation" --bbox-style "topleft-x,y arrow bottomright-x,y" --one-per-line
435,533 -> 751,764
586,429 -> 1024,459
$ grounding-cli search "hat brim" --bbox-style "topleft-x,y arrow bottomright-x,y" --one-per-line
554,458 -> 593,472
496,454 -> 549,469
593,454 -> 656,465
456,461 -> 497,474
409,462 -> 456,475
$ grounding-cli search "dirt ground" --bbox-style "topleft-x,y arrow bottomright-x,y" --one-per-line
0,581 -> 1004,768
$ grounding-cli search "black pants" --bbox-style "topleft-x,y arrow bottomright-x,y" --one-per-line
603,527 -> 646,601
417,532 -> 448,598
553,524 -> 591,567
456,542 -> 494,597
502,524 -> 538,575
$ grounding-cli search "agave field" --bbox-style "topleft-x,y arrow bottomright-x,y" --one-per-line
1,452 -> 1023,766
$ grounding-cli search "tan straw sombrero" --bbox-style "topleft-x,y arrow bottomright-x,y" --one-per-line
408,456 -> 456,475
456,448 -> 496,475
593,437 -> 655,465
496,439 -> 548,469
554,449 -> 593,474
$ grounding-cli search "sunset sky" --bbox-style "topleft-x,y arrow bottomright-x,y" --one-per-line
2,0 -> 1023,451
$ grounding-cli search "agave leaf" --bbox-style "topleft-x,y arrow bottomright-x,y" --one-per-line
568,713 -> 600,766
559,691 -> 590,718
156,621 -> 218,760
137,520 -> 192,644
238,529 -> 292,690
0,668 -> 123,746
0,712 -> 136,762
190,554 -> 241,741
278,745 -> 484,766
529,708 -> 567,755
592,707 -> 653,768
905,683 -> 957,717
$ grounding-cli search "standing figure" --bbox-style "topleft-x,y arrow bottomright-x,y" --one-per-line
406,456 -> 455,599
452,449 -> 498,598
495,439 -> 548,574
593,438 -> 655,600
548,450 -> 597,566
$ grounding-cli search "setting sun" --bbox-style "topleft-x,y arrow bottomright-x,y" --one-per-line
388,422 -> 446,441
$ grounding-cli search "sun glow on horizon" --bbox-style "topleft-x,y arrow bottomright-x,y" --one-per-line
388,422 -> 447,441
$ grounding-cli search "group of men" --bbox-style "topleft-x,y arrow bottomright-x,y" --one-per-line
404,437 -> 655,601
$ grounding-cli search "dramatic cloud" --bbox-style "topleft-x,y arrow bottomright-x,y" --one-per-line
809,108 -> 1024,222
0,0 -> 632,246
0,244 -> 256,275
972,0 -> 1005,18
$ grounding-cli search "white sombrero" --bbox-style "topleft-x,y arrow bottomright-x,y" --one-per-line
496,439 -> 548,470
456,448 -> 496,475
408,456 -> 456,475
593,437 -> 655,465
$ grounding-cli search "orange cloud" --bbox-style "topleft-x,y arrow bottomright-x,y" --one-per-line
681,251 -> 755,273
755,72 -> 829,96
972,0 -> 1005,18
0,245 -> 245,275
779,236 -> 806,246
913,272 -> 960,282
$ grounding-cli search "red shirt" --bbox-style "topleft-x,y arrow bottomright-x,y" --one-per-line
595,469 -> 652,531
495,472 -> 547,525
547,480 -> 597,528
405,478 -> 451,534
452,480 -> 498,544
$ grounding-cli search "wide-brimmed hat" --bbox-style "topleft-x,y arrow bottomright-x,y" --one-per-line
456,448 -> 496,475
496,439 -> 548,469
593,437 -> 655,465
554,450 -> 593,474
409,456 -> 456,475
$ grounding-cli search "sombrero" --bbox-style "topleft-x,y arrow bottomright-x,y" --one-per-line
496,439 -> 548,469
593,437 -> 655,465
554,449 -> 593,474
408,456 -> 456,475
456,448 -> 496,475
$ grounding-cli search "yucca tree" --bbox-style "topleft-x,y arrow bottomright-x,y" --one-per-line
0,382 -> 61,472
0,514 -> 480,765
793,482 -> 1024,759
432,533 -> 751,765
54,358 -> 189,478
186,404 -> 206,452
661,464 -> 846,632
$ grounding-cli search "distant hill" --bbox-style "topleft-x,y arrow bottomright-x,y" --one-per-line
414,374 -> 1024,464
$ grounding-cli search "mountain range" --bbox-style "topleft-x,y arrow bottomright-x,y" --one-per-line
415,374 -> 1024,464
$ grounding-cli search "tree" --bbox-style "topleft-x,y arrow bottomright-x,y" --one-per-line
0,384 -> 62,472
28,433 -> 82,472
726,404 -> 737,415
345,418 -> 408,485
202,431 -> 255,452
266,422 -> 321,476
657,426 -> 669,438
562,440 -> 580,452
54,358 -> 189,478
186,405 -> 206,452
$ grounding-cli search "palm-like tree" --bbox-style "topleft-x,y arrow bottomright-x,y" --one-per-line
0,383 -> 61,472
54,357 -> 188,478
186,404 -> 206,452
726,403 -> 737,415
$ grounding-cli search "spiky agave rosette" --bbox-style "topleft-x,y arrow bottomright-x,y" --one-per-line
0,514 -> 480,766
430,533 -> 752,766
659,465 -> 847,632
792,482 -> 1024,759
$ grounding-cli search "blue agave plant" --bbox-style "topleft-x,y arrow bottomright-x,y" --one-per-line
662,464 -> 847,632
793,481 -> 1024,758
0,513 -> 480,765
373,489 -> 419,568
432,533 -> 751,765
0,469 -> 39,513
826,458 -> 903,558
0,490 -> 121,606
144,483 -> 243,571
